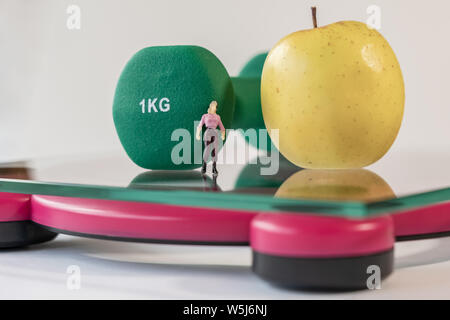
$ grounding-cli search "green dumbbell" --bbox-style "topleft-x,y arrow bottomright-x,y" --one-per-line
238,52 -> 268,77
113,46 -> 268,170
231,52 -> 275,151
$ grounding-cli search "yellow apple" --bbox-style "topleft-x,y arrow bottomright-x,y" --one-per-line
261,9 -> 405,169
275,169 -> 395,202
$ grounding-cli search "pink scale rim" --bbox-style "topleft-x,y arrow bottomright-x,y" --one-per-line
30,195 -> 256,244
250,213 -> 395,258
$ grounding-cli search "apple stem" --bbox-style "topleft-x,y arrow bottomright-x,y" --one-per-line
311,6 -> 318,28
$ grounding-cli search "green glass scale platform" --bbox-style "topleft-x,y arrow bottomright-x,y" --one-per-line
0,150 -> 449,218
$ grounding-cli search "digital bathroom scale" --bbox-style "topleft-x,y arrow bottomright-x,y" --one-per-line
0,150 -> 449,290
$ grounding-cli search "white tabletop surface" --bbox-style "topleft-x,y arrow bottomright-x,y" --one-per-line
1,233 -> 450,299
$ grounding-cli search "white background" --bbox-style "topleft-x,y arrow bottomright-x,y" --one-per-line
1,0 -> 450,299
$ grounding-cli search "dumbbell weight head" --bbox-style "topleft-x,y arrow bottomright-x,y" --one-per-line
231,53 -> 276,151
231,77 -> 263,131
239,52 -> 268,78
113,45 -> 235,170
113,46 -> 273,170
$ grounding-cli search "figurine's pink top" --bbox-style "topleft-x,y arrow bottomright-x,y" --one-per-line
198,113 -> 225,132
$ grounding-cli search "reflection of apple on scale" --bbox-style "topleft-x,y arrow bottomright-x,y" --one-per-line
275,169 -> 395,203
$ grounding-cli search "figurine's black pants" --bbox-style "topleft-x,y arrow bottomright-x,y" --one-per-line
203,128 -> 218,162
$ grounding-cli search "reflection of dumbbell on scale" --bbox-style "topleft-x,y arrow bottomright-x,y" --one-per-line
129,170 -> 221,192
113,46 -> 270,172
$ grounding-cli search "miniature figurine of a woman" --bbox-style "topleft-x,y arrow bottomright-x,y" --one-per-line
196,101 -> 225,176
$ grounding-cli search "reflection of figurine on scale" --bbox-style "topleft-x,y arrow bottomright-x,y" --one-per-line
196,101 -> 226,177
